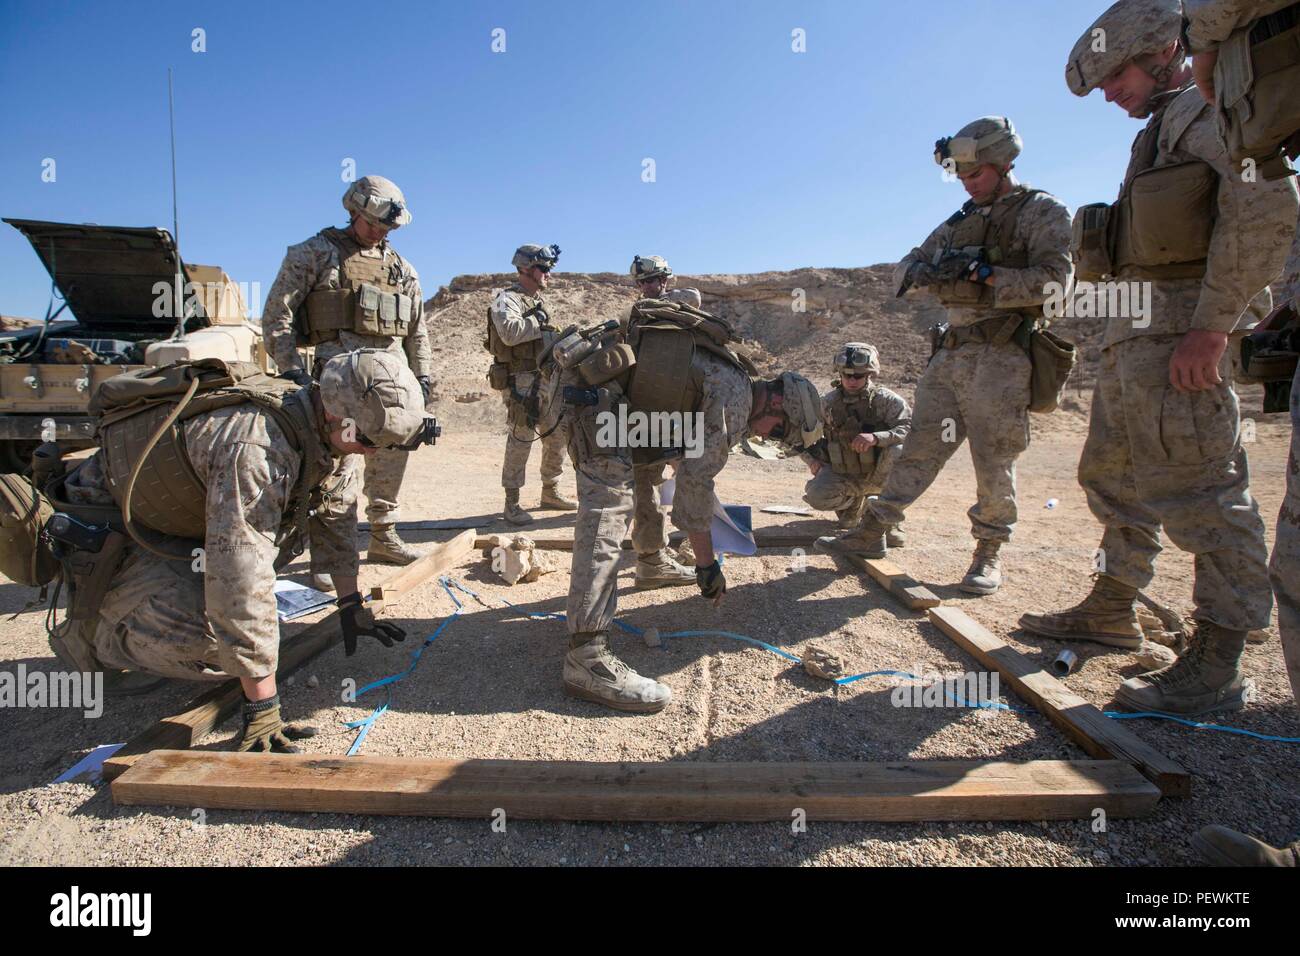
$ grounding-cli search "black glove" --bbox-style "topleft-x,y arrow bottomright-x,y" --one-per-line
235,694 -> 318,753
696,560 -> 726,602
339,592 -> 407,657
417,375 -> 433,403
280,368 -> 314,388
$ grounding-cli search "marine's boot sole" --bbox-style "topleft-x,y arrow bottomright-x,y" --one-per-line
814,536 -> 886,560
1113,682 -> 1248,718
563,680 -> 670,714
1018,613 -> 1143,650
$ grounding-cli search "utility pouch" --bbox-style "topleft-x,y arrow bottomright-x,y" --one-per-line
487,361 -> 511,391
1217,4 -> 1300,179
1071,202 -> 1115,282
62,529 -> 128,622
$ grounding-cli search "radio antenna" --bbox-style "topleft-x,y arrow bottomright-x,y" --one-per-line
168,67 -> 185,340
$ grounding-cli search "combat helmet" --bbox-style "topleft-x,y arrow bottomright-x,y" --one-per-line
631,255 -> 672,283
512,244 -> 561,270
1065,0 -> 1184,105
342,176 -> 412,228
934,117 -> 1023,175
833,342 -> 880,377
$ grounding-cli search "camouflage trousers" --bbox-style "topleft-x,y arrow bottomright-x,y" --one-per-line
631,461 -> 671,557
1273,362 -> 1300,703
867,340 -> 1030,541
501,371 -> 570,491
804,447 -> 898,513
564,391 -> 634,637
70,548 -> 240,682
1081,335 -> 1271,632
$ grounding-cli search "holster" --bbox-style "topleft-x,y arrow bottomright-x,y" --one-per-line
62,530 -> 128,622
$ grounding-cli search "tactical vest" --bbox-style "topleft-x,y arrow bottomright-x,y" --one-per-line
90,360 -> 331,556
300,227 -> 414,345
824,387 -> 882,477
624,299 -> 756,415
932,187 -> 1045,310
1111,90 -> 1217,280
1214,2 -> 1300,180
485,287 -> 553,375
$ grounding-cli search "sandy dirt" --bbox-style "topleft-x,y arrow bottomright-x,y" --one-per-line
1,404 -> 1296,867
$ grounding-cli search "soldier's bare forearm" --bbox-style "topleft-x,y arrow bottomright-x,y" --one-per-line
688,531 -> 714,568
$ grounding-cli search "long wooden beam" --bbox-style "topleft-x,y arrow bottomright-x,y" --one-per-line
104,530 -> 478,781
928,606 -> 1190,798
473,530 -> 826,553
845,554 -> 941,610
112,752 -> 1160,822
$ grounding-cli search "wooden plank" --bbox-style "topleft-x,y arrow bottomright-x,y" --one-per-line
845,554 -> 941,610
472,530 -> 823,553
928,606 -> 1190,798
370,528 -> 476,610
359,519 -> 483,532
101,612 -> 343,781
112,752 -> 1160,822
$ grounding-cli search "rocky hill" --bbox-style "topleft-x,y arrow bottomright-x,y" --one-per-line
422,266 -> 1105,433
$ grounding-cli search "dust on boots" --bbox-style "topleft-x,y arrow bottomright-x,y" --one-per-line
1019,575 -> 1142,649
563,632 -> 671,714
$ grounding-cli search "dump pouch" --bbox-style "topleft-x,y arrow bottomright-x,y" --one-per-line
1027,327 -> 1078,414
578,343 -> 636,387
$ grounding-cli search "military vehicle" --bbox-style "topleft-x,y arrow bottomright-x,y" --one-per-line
0,218 -> 269,472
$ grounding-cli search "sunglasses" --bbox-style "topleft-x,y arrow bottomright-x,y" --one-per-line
534,264 -> 552,274
842,372 -> 869,381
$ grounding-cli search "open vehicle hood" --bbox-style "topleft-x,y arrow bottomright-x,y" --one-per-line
4,218 -> 211,336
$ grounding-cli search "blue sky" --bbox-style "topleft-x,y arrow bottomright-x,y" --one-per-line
0,0 -> 1137,320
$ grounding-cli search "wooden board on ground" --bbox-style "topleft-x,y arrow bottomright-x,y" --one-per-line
370,528 -> 477,610
927,605 -> 1190,798
473,530 -> 824,553
112,752 -> 1160,822
845,554 -> 941,610
359,519 -> 483,532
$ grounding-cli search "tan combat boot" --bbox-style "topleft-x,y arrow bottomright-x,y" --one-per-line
503,488 -> 534,526
835,497 -> 866,529
959,539 -> 1002,595
1019,575 -> 1142,649
635,550 -> 695,590
539,481 -> 578,511
563,633 -> 672,713
368,526 -> 421,565
886,526 -> 906,549
1192,826 -> 1299,867
1115,621 -> 1249,717
815,509 -> 887,559
310,572 -> 335,593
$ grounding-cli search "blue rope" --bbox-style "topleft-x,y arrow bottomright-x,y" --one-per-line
341,576 -> 1300,753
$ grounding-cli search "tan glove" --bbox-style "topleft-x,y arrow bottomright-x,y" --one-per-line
235,694 -> 318,753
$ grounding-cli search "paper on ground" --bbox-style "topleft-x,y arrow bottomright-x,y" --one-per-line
660,478 -> 756,557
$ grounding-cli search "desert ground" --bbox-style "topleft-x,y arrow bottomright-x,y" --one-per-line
1,410 -> 1295,867
2,270 -> 1296,866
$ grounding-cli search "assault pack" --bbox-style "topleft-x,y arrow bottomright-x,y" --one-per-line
623,298 -> 757,415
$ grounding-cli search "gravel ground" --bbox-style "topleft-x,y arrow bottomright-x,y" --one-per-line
1,416 -> 1296,867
